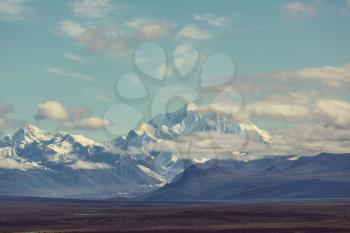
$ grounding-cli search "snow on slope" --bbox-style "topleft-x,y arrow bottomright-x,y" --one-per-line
0,102 -> 273,198
137,164 -> 166,184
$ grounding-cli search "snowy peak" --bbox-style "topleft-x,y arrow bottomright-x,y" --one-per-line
7,124 -> 99,148
53,132 -> 99,147
0,124 -> 102,160
134,123 -> 157,137
12,124 -> 53,145
21,124 -> 47,135
112,102 -> 272,153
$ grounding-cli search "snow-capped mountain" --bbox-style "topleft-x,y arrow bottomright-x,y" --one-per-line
108,102 -> 271,181
2,124 -> 104,163
0,102 -> 271,198
110,102 -> 271,157
0,124 -> 166,198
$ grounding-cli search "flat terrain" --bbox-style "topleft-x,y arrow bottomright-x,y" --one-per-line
1,197 -> 350,233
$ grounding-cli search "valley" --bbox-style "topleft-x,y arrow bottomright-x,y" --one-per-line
0,197 -> 350,233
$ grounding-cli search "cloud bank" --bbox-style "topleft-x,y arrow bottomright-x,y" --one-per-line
35,101 -> 110,131
0,0 -> 33,21
69,160 -> 111,170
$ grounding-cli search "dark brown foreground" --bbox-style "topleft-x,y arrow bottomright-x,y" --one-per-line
1,197 -> 350,233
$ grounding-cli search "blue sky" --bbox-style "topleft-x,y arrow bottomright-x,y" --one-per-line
0,0 -> 350,144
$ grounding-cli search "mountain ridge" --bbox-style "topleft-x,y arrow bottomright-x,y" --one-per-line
1,103 -> 348,200
142,153 -> 350,201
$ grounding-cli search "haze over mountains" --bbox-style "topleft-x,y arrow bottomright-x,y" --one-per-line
0,103 -> 349,200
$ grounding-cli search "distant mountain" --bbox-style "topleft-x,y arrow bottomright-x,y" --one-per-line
5,103 -> 347,201
108,102 -> 271,180
0,103 -> 269,198
109,102 -> 271,151
0,124 -> 164,199
142,153 -> 350,201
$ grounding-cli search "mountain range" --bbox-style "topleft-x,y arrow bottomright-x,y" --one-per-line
0,103 -> 349,200
142,153 -> 350,201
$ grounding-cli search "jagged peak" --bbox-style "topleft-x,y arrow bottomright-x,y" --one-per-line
22,124 -> 41,131
53,131 -> 98,146
135,123 -> 156,136
18,124 -> 49,135
13,124 -> 53,143
9,124 -> 98,147
69,134 -> 98,146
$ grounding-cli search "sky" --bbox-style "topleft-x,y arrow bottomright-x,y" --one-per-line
0,0 -> 350,156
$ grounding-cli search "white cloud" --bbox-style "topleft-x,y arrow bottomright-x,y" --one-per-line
62,117 -> 110,131
193,14 -> 230,27
126,18 -> 171,41
145,128 -> 269,161
35,101 -> 110,131
64,53 -> 86,63
46,67 -> 91,81
69,160 -> 111,169
55,21 -> 129,55
133,21 -> 171,41
176,25 -> 211,40
0,0 -> 33,21
244,64 -> 350,94
237,97 -> 350,156
348,0 -> 350,8
314,100 -> 350,129
69,0 -> 112,18
125,17 -> 150,29
275,63 -> 350,88
150,95 -> 350,158
196,103 -> 249,123
35,101 -> 68,121
196,92 -> 311,123
247,102 -> 310,121
0,158 -> 39,170
56,20 -> 87,38
284,2 -> 316,17
80,28 -> 129,55
267,123 -> 350,156
294,64 -> 350,88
